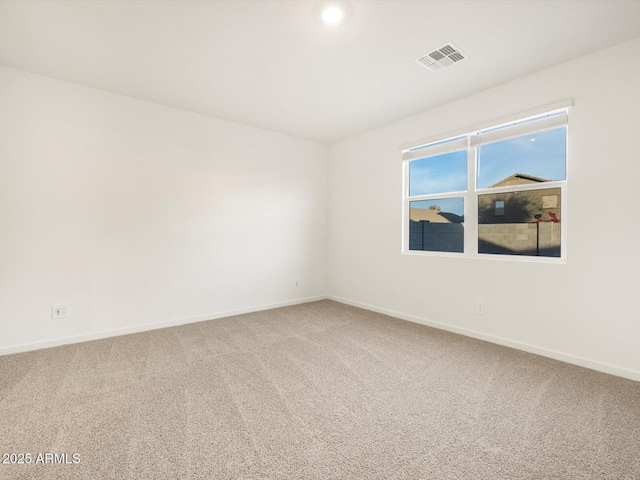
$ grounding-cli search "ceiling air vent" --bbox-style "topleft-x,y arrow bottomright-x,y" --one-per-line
415,43 -> 468,72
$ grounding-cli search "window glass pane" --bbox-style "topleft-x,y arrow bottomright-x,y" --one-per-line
478,188 -> 561,257
409,150 -> 467,196
409,198 -> 464,253
477,127 -> 566,189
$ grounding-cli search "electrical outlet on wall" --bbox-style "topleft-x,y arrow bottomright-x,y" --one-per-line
476,301 -> 485,316
52,304 -> 70,319
295,280 -> 300,287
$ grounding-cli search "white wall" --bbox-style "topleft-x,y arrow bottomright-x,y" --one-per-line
0,65 -> 327,353
327,37 -> 640,380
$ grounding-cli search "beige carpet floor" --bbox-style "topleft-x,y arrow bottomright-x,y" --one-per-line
1,300 -> 639,479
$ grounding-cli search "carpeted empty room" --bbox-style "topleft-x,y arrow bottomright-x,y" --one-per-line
1,301 -> 639,479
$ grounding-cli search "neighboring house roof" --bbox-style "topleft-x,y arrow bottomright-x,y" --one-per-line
409,208 -> 463,223
489,173 -> 550,188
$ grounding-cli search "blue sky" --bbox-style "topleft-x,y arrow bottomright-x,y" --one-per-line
409,126 -> 566,217
409,150 -> 467,196
477,127 -> 566,188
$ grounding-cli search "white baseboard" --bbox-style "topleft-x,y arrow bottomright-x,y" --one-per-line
328,295 -> 640,383
5,293 -> 638,383
0,295 -> 328,356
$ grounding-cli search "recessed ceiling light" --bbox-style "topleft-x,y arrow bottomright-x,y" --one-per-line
321,4 -> 346,26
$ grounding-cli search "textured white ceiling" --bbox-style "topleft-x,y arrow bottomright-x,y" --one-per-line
1,1 -> 639,143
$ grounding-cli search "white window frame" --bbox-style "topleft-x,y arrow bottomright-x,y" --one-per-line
402,100 -> 571,263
